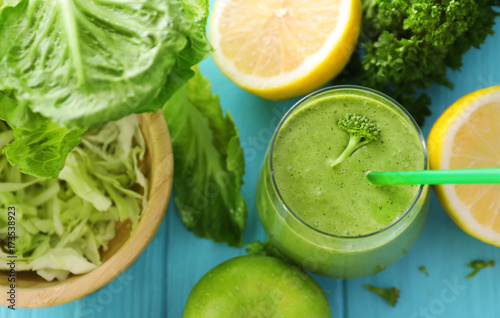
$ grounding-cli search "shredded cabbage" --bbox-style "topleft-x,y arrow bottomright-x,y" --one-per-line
0,116 -> 148,281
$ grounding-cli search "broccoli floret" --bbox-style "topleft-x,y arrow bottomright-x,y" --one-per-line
331,113 -> 381,167
466,260 -> 495,279
364,285 -> 400,307
419,266 -> 429,276
245,239 -> 289,262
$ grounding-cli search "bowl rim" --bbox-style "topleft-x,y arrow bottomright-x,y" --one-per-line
0,111 -> 174,308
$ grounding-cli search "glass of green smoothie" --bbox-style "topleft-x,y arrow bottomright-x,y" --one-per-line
256,86 -> 430,279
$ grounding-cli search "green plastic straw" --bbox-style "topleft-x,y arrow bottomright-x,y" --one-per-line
367,168 -> 500,185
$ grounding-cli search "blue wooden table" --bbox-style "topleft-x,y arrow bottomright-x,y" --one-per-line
2,7 -> 500,318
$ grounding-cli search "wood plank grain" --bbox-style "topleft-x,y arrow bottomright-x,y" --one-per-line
1,8 -> 499,318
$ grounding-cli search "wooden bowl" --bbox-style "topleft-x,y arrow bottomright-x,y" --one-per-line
0,111 -> 174,308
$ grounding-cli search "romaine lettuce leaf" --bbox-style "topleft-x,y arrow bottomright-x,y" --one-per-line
4,123 -> 84,179
162,67 -> 247,247
0,0 -> 212,178
0,0 -> 212,129
0,91 -> 86,178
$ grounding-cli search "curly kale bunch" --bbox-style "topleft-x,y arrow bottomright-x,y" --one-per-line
335,0 -> 500,125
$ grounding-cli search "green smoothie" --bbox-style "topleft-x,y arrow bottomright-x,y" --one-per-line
257,86 -> 430,279
273,93 -> 423,236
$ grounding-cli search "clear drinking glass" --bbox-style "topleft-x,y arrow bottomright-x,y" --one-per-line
256,86 -> 430,279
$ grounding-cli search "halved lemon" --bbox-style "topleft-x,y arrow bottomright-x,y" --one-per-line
209,0 -> 362,100
428,86 -> 500,246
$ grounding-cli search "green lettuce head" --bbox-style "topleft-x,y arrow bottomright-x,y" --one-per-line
0,0 -> 212,178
